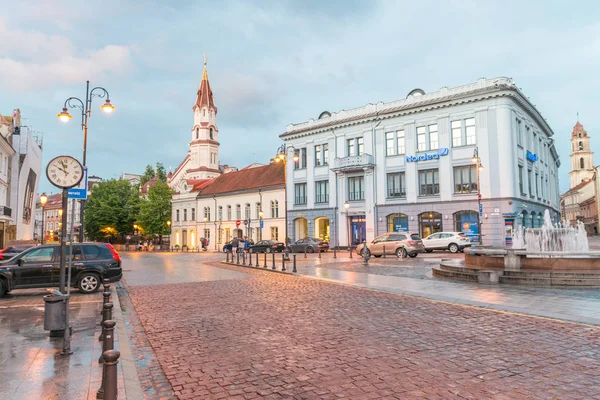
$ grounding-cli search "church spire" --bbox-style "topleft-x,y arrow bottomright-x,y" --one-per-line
194,53 -> 217,113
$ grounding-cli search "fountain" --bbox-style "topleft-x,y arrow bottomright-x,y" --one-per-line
433,209 -> 600,286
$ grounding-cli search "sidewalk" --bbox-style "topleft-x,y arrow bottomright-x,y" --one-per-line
0,286 -> 142,400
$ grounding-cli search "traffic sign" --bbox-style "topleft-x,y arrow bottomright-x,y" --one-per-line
236,220 -> 241,226
68,166 -> 88,200
479,203 -> 483,216
259,219 -> 264,229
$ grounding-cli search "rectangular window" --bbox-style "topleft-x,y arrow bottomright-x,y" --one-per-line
528,169 -> 533,195
315,145 -> 322,166
517,119 -> 522,146
387,173 -> 406,198
418,169 -> 440,196
218,229 -> 223,244
176,210 -> 180,222
348,176 -> 365,201
227,206 -> 231,220
347,139 -> 355,156
183,209 -> 187,221
271,226 -> 279,241
397,130 -> 405,154
236,205 -> 241,220
417,126 -> 427,152
295,183 -> 307,205
244,204 -> 250,220
452,120 -> 462,147
323,144 -> 329,165
535,173 -> 539,197
453,165 -> 478,193
218,206 -> 223,221
301,148 -> 307,169
225,228 -> 231,242
315,180 -> 329,203
429,124 -> 439,150
204,229 -> 210,241
518,166 -> 524,194
357,137 -> 364,156
191,208 -> 196,221
465,118 -> 476,145
386,132 -> 395,156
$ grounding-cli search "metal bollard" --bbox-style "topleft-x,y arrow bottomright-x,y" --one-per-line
272,253 -> 276,270
281,254 -> 286,272
100,290 -> 111,317
249,251 -> 253,266
293,255 -> 297,273
99,350 -> 120,400
256,253 -> 259,267
236,252 -> 240,264
264,253 -> 267,268
226,252 -> 230,263
333,246 -> 337,259
304,247 -> 307,259
383,245 -> 386,258
98,319 -> 116,364
99,302 -> 113,342
350,245 -> 353,259
318,250 -> 321,259
242,252 -> 246,265
362,240 -> 370,266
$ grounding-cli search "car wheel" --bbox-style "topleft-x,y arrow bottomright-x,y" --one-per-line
425,249 -> 433,253
0,279 -> 5,297
373,255 -> 381,258
448,243 -> 459,253
307,247 -> 315,253
78,273 -> 100,294
408,253 -> 418,258
266,247 -> 272,253
396,247 -> 407,258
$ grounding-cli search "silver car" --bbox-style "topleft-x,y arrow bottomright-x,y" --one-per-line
356,232 -> 425,258
423,232 -> 472,253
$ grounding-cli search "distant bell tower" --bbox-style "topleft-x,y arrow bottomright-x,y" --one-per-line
189,53 -> 220,179
569,120 -> 594,188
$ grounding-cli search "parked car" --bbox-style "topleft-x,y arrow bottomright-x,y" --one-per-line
248,240 -> 286,253
356,232 -> 424,258
223,240 -> 233,252
0,243 -> 122,297
222,238 -> 255,252
0,245 -> 33,260
422,232 -> 471,253
289,238 -> 329,253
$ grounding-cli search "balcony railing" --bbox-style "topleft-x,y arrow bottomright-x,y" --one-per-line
315,194 -> 329,203
387,190 -> 406,198
348,192 -> 364,201
295,196 -> 307,205
331,154 -> 375,172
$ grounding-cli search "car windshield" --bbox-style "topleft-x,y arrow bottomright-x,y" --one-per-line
410,234 -> 421,240
457,232 -> 466,237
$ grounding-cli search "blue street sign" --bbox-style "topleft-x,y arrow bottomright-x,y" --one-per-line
479,203 -> 483,217
68,167 -> 88,200
260,219 -> 264,229
247,218 -> 251,227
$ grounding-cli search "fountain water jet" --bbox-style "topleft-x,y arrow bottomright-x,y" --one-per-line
512,209 -> 589,252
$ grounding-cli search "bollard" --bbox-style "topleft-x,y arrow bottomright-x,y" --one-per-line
383,245 -> 386,258
318,250 -> 321,259
99,302 -> 113,342
236,252 -> 240,264
100,290 -> 111,318
362,240 -> 370,266
99,350 -> 120,400
350,245 -> 353,259
249,251 -> 253,266
304,247 -> 307,259
272,253 -> 276,270
293,255 -> 297,273
264,253 -> 267,268
242,252 -> 246,265
256,252 -> 259,267
98,319 -> 116,364
281,254 -> 286,272
333,246 -> 337,259
226,252 -> 230,263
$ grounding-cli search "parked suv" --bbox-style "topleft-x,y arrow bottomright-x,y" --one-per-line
422,232 -> 471,253
0,243 -> 122,297
356,232 -> 424,258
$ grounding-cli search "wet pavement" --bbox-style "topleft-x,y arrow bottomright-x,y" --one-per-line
120,256 -> 600,400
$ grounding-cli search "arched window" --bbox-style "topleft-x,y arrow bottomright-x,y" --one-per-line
244,203 -> 251,220
218,206 -> 223,221
271,200 -> 279,218
579,141 -> 584,151
196,127 -> 199,139
387,213 -> 408,232
236,204 -> 241,220
521,210 -> 529,228
454,210 -> 479,242
210,128 -> 214,140
580,158 -> 585,169
203,109 -> 206,117
227,205 -> 232,220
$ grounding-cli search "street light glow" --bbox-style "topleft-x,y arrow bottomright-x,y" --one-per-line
57,107 -> 72,123
167,220 -> 171,227
40,193 -> 48,207
292,152 -> 299,162
344,201 -> 350,211
101,99 -> 115,113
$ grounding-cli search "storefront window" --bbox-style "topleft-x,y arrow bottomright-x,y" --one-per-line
387,213 -> 408,232
419,212 -> 442,238
454,210 -> 479,242
314,217 -> 330,242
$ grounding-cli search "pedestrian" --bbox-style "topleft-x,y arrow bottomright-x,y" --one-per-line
137,241 -> 142,252
243,237 -> 249,253
231,236 -> 239,254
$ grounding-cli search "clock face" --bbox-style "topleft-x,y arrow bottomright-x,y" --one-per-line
46,156 -> 84,189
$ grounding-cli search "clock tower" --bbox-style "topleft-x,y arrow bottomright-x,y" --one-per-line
569,121 -> 594,188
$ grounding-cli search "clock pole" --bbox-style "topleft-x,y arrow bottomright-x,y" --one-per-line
59,188 -> 68,294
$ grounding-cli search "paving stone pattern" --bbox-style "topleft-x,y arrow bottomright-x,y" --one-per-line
127,266 -> 600,400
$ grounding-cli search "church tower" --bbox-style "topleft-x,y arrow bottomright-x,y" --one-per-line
189,54 -> 221,179
569,121 -> 594,188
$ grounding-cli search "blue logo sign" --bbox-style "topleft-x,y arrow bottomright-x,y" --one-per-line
479,203 -> 483,216
406,148 -> 449,162
68,167 -> 88,200
260,219 -> 264,229
526,151 -> 538,162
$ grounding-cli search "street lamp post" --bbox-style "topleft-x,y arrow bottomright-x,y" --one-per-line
166,220 -> 171,250
275,144 -> 298,259
57,81 -> 115,243
259,209 -> 263,241
344,201 -> 351,257
40,193 -> 48,244
472,147 -> 484,245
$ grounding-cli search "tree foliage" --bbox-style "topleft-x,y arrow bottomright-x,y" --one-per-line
137,181 -> 173,237
140,163 -> 168,186
84,180 -> 140,241
156,162 -> 167,182
140,164 -> 155,186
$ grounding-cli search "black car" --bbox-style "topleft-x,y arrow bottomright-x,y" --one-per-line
0,245 -> 32,260
248,240 -> 286,253
0,243 -> 123,297
289,238 -> 330,253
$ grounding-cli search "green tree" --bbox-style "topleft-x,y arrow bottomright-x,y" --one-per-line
140,164 -> 155,186
156,162 -> 167,182
84,180 -> 140,241
137,181 -> 173,243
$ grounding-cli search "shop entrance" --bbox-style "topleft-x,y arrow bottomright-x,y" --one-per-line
419,212 -> 442,238
350,215 -> 366,245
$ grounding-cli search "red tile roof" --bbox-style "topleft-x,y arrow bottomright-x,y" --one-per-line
198,162 -> 284,196
572,121 -> 587,137
186,179 -> 213,192
194,60 -> 217,113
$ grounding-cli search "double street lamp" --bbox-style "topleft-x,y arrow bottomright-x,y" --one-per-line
57,81 -> 115,243
472,147 -> 484,245
274,144 -> 298,247
40,193 -> 48,244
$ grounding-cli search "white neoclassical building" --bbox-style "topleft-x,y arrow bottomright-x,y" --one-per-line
280,77 -> 561,248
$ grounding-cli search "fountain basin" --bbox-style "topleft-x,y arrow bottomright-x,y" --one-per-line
465,249 -> 600,271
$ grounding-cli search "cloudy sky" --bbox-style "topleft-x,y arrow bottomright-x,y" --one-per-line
1,0 -> 598,194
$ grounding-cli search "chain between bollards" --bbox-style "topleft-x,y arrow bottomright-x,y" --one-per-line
99,350 -> 120,400
99,302 -> 113,342
293,255 -> 297,273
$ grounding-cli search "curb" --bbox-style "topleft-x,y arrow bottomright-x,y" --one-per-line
219,261 -> 296,275
111,284 -> 144,399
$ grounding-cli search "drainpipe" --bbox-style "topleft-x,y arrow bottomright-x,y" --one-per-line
372,115 -> 382,237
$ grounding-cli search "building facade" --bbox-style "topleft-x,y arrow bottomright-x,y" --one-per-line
280,77 -> 561,248
39,193 -> 82,242
171,163 -> 285,249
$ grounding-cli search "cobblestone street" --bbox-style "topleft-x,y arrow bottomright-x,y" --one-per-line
122,255 -> 600,400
